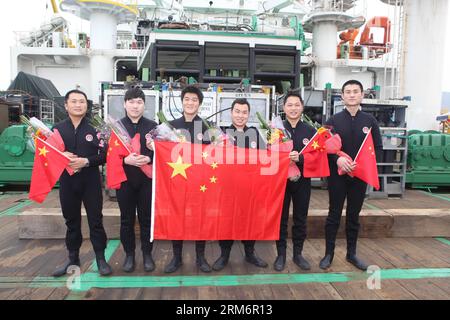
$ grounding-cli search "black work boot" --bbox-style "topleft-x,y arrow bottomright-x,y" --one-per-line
293,254 -> 311,270
122,253 -> 135,273
52,250 -> 80,277
319,253 -> 334,270
273,254 -> 286,272
196,254 -> 212,273
212,253 -> 230,271
346,254 -> 368,271
96,252 -> 113,276
143,252 -> 155,272
164,254 -> 182,273
245,252 -> 268,268
293,245 -> 310,270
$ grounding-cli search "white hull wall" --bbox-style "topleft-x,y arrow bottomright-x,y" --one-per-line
17,55 -> 92,97
402,0 -> 449,130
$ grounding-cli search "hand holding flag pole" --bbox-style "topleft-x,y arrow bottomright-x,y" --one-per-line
331,128 -> 380,190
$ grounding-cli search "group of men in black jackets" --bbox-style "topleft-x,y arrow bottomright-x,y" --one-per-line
52,80 -> 382,277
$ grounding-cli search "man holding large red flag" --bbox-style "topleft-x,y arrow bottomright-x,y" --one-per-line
273,92 -> 317,272
211,98 -> 269,271
163,85 -> 214,273
320,80 -> 382,271
51,89 -> 112,277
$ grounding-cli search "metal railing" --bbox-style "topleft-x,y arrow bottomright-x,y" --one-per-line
14,31 -> 145,50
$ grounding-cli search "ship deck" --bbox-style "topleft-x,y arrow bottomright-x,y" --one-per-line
0,187 -> 449,300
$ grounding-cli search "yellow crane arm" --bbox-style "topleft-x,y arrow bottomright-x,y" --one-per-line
50,0 -> 58,13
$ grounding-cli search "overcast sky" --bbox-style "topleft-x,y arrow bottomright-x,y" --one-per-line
0,0 -> 449,91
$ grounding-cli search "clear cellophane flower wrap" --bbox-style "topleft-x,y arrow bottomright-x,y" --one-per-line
324,130 -> 353,176
202,119 -> 235,147
21,115 -> 74,175
149,111 -> 186,143
21,115 -> 53,149
149,122 -> 184,142
257,113 -> 301,182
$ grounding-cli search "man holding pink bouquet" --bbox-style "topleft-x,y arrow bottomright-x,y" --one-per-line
273,92 -> 316,272
116,87 -> 157,273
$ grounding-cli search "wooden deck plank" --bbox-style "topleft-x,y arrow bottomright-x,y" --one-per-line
384,238 -> 450,268
356,238 -> 397,269
376,238 -> 450,269
427,278 -> 450,294
331,281 -> 382,300
138,288 -> 164,300
286,283 -> 317,300
396,279 -> 449,300
47,288 -> 71,300
362,239 -> 423,269
368,189 -> 450,210
370,280 -> 417,300
303,282 -> 344,300
404,238 -> 450,264
0,289 -> 15,299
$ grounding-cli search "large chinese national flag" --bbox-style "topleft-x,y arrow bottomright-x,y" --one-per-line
29,137 -> 70,203
151,141 -> 291,240
300,128 -> 331,178
352,129 -> 380,190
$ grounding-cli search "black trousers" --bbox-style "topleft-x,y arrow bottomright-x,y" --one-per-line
59,169 -> 107,254
172,240 -> 206,257
116,179 -> 153,255
218,240 -> 255,256
276,177 -> 311,256
325,172 -> 367,256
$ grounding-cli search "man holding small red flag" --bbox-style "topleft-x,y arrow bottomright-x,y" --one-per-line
273,92 -> 317,272
51,89 -> 112,277
320,80 -> 382,271
112,87 -> 157,274
351,128 -> 380,190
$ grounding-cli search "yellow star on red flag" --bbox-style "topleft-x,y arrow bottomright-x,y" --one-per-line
167,156 -> 192,179
311,141 -> 320,150
38,146 -> 49,157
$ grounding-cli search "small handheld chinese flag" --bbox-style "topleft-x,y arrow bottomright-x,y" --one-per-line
29,137 -> 70,203
300,128 -> 330,178
45,128 -> 74,175
106,130 -> 129,189
352,129 -> 380,190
